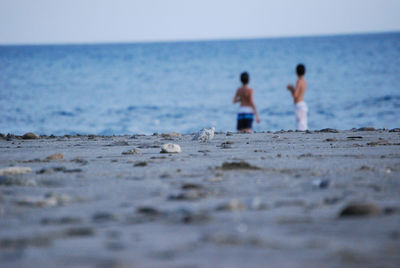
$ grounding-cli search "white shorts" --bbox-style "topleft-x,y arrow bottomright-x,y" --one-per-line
238,106 -> 254,114
294,101 -> 308,131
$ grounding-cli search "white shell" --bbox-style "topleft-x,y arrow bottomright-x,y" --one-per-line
160,143 -> 181,153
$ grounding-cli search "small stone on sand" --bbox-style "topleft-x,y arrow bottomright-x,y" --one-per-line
217,199 -> 248,211
0,176 -> 37,186
122,148 -> 141,155
339,202 -> 382,217
221,161 -> 260,170
22,132 -> 39,139
46,153 -> 64,161
134,161 -> 147,167
161,132 -> 182,139
0,166 -> 32,176
192,127 -> 215,142
358,127 -> 376,131
160,143 -> 181,153
319,128 -> 339,133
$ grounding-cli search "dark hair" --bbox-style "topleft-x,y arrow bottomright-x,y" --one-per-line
240,72 -> 249,85
296,64 -> 306,76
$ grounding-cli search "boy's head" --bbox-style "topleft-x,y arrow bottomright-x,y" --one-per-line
240,72 -> 249,85
296,64 -> 306,76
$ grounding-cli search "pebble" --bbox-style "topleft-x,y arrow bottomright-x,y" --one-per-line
366,140 -> 392,146
359,165 -> 373,171
150,156 -> 167,159
107,141 -> 129,146
347,136 -> 363,140
192,127 -> 215,142
221,161 -> 260,170
168,190 -> 205,201
37,166 -> 82,174
217,199 -> 248,211
92,212 -> 118,222
384,207 -> 400,215
219,142 -> 233,149
17,193 -> 72,207
0,166 -> 32,176
358,127 -> 376,131
17,196 -> 57,207
65,227 -> 95,237
37,166 -> 66,174
339,202 -> 382,217
160,143 -> 181,153
0,235 -> 53,249
312,179 -> 331,189
0,176 -> 37,186
122,148 -> 141,155
134,161 -> 147,167
250,197 -> 268,210
46,153 -> 64,161
136,206 -> 161,216
318,128 -> 339,133
325,138 -> 337,142
298,153 -> 313,158
182,183 -> 203,190
161,132 -> 182,139
180,210 -> 211,224
22,132 -> 39,139
130,207 -> 163,223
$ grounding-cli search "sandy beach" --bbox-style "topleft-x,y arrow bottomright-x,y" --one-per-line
0,129 -> 399,267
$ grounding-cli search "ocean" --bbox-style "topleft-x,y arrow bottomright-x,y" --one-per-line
1,32 -> 399,135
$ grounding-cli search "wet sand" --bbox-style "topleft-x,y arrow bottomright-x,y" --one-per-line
0,129 -> 399,267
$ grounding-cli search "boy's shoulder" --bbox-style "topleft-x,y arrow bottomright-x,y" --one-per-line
298,77 -> 307,85
238,86 -> 253,91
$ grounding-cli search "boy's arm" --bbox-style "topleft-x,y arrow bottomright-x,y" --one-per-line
293,80 -> 302,99
287,81 -> 302,98
249,89 -> 261,123
286,84 -> 296,97
233,89 -> 240,103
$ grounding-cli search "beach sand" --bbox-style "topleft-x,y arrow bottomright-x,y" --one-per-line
0,129 -> 399,267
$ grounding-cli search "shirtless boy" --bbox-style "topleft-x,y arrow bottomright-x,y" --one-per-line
233,72 -> 260,133
287,64 -> 308,131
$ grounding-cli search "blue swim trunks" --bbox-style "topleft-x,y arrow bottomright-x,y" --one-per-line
237,113 -> 254,130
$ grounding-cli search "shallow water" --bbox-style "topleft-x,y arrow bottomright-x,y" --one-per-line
1,32 -> 399,135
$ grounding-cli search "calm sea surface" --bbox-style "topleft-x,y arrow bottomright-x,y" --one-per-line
1,32 -> 399,135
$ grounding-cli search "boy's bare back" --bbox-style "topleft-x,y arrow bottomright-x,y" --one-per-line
234,86 -> 253,107
287,76 -> 307,104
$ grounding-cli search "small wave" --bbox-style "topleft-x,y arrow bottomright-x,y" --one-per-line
363,95 -> 400,106
126,105 -> 160,112
53,111 -> 75,117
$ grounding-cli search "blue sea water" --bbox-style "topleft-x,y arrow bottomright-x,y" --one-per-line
0,32 -> 399,135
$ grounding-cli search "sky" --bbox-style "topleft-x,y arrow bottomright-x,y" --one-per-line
0,0 -> 399,45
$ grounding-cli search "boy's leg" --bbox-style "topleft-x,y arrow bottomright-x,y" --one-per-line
296,109 -> 307,131
295,103 -> 308,131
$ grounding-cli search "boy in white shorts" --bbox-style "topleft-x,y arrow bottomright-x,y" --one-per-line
287,64 -> 308,131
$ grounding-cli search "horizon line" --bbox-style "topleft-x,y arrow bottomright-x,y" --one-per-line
0,30 -> 399,47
